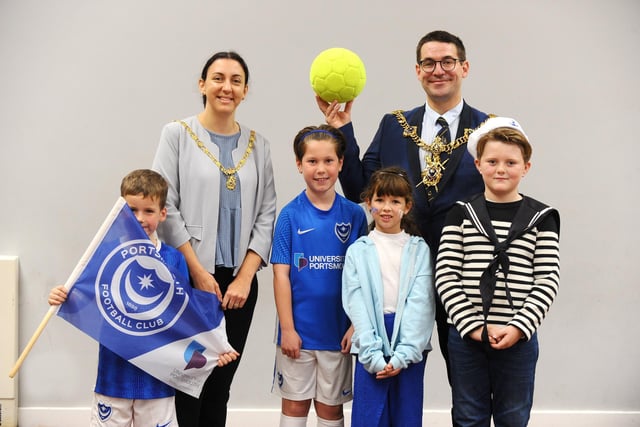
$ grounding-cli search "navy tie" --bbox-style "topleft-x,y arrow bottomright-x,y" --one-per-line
436,116 -> 450,144
436,116 -> 451,172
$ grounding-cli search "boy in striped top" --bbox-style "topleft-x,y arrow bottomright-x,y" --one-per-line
435,117 -> 560,427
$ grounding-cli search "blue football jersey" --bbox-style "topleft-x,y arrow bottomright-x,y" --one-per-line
271,191 -> 367,350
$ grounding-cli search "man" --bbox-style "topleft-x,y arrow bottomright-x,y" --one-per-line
317,30 -> 490,381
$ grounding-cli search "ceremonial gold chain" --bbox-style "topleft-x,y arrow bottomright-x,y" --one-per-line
392,110 -> 489,190
177,120 -> 255,191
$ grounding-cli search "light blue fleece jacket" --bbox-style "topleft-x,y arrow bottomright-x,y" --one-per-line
342,234 -> 436,374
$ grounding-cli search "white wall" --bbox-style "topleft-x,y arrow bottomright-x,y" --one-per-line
1,0 -> 639,425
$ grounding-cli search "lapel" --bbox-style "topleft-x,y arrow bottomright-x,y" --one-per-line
363,240 -> 393,350
405,105 -> 425,193
403,106 -> 433,209
363,239 -> 385,311
389,239 -> 416,348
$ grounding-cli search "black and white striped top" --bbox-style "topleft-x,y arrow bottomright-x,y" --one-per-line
435,197 -> 560,340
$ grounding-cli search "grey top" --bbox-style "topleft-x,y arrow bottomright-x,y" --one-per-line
207,130 -> 241,268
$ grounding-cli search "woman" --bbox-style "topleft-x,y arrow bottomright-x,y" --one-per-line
152,51 -> 276,427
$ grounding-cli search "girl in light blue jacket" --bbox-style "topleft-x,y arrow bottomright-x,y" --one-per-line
342,167 -> 436,427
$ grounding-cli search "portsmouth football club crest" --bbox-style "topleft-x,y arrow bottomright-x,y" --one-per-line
334,222 -> 352,243
53,198 -> 235,398
96,239 -> 189,336
97,401 -> 112,422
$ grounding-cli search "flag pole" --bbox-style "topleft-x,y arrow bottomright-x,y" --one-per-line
8,306 -> 57,378
8,198 -> 127,378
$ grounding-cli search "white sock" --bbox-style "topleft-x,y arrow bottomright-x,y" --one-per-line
280,413 -> 308,427
316,416 -> 344,427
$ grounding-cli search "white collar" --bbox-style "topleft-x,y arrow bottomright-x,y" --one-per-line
150,231 -> 162,251
424,99 -> 464,128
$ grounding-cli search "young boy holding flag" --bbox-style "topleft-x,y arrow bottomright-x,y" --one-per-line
49,169 -> 239,427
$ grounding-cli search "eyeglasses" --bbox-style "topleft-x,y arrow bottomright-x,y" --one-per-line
418,57 -> 461,73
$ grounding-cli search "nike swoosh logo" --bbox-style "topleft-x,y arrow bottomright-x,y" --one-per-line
156,422 -> 171,427
297,228 -> 315,235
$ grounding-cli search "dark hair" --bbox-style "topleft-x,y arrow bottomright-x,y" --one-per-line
200,51 -> 250,107
361,166 -> 421,236
292,124 -> 347,161
120,169 -> 168,209
416,30 -> 467,63
476,128 -> 533,163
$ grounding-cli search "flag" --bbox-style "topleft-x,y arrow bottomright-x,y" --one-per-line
56,197 -> 234,398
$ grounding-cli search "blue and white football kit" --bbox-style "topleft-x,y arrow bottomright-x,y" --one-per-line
271,190 -> 367,404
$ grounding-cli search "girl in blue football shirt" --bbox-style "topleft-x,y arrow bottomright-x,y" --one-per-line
270,125 -> 367,427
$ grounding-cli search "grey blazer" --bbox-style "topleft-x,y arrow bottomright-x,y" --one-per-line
152,116 -> 276,275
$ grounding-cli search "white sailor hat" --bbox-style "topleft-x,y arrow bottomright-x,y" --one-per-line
467,117 -> 529,159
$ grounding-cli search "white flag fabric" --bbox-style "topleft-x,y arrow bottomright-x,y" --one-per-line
57,197 -> 234,397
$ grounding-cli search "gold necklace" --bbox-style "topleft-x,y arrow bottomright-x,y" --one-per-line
177,120 -> 255,191
392,110 -> 490,190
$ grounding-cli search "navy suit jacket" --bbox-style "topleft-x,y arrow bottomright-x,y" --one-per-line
338,101 -> 488,255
